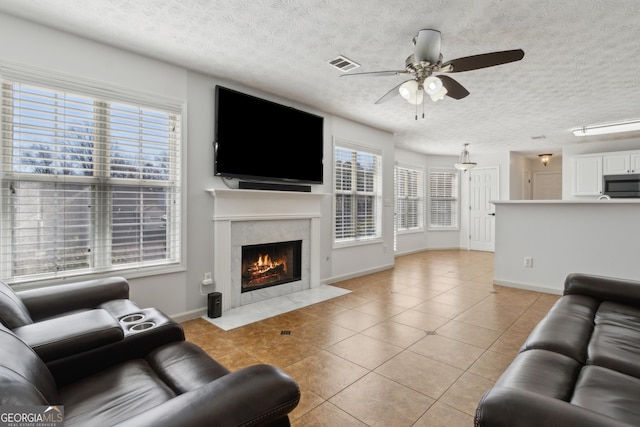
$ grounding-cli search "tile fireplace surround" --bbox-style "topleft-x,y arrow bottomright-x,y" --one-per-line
207,188 -> 326,313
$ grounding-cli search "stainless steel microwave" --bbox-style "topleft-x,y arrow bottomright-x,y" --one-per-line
603,174 -> 640,198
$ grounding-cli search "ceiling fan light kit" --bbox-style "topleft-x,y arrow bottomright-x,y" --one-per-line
572,120 -> 640,136
341,28 -> 524,118
398,80 -> 424,105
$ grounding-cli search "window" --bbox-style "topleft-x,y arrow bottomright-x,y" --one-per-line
334,143 -> 382,244
395,164 -> 424,232
428,168 -> 459,230
1,77 -> 182,284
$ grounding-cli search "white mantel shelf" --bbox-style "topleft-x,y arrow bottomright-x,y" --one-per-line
206,188 -> 329,221
207,188 -> 329,199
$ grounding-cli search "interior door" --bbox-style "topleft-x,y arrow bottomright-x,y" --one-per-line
469,167 -> 499,252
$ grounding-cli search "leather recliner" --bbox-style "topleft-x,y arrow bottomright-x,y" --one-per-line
0,322 -> 300,426
0,277 -> 185,382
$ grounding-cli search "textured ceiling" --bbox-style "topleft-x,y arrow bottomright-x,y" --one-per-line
1,0 -> 640,156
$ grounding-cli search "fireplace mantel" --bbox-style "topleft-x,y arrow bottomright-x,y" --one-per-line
206,188 -> 327,221
206,188 -> 327,312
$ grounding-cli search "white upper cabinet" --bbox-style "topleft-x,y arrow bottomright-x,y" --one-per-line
573,155 -> 602,196
603,151 -> 640,175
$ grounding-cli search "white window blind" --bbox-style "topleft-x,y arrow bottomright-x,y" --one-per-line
395,165 -> 424,231
428,169 -> 459,230
334,144 -> 382,243
1,79 -> 182,283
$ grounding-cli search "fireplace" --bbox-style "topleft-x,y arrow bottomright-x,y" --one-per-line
241,240 -> 302,292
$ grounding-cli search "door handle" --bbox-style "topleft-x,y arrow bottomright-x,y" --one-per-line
488,213 -> 496,216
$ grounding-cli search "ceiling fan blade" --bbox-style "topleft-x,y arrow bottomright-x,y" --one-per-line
340,70 -> 407,77
375,79 -> 413,104
443,49 -> 524,73
437,75 -> 470,100
414,29 -> 441,63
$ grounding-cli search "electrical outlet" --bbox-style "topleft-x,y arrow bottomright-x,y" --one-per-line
524,257 -> 533,268
203,272 -> 212,281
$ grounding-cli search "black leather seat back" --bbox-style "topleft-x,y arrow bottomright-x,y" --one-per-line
0,280 -> 33,328
0,324 -> 57,405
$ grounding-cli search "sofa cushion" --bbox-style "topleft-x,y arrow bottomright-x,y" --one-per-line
146,341 -> 230,394
0,280 -> 33,328
571,365 -> 640,425
587,301 -> 640,378
494,349 -> 582,401
521,294 -> 598,363
59,359 -> 176,427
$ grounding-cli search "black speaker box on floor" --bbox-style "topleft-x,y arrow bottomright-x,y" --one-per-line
207,292 -> 222,318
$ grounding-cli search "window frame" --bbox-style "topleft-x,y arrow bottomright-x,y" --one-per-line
427,167 -> 460,231
333,139 -> 383,247
0,65 -> 186,286
394,163 -> 425,234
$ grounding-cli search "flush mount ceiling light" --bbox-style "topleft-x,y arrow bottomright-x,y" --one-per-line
454,144 -> 477,172
573,120 -> 640,136
538,153 -> 552,166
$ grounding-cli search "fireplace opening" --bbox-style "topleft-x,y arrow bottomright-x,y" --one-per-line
241,240 -> 302,293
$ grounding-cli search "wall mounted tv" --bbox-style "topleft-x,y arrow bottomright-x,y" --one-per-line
214,85 -> 324,184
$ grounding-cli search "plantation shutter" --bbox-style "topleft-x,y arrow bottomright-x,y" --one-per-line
429,169 -> 459,229
395,165 -> 423,231
334,144 -> 382,243
1,78 -> 182,283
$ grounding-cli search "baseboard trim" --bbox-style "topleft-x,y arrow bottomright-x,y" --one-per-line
170,307 -> 207,323
493,279 -> 563,295
323,262 -> 394,286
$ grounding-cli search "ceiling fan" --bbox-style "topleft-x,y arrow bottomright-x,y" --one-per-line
341,29 -> 524,117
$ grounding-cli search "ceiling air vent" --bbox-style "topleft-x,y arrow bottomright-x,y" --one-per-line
329,55 -> 360,72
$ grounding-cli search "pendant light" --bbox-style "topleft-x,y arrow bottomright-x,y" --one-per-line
454,144 -> 477,172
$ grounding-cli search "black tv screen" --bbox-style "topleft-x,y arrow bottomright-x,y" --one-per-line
214,86 -> 324,184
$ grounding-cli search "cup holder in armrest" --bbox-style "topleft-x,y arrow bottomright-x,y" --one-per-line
129,321 -> 155,332
120,313 -> 146,323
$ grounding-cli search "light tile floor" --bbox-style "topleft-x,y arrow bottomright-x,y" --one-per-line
181,249 -> 560,426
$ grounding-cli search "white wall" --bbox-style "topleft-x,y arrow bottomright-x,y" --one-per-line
327,117 -> 396,281
0,13 -> 193,316
0,12 -> 403,318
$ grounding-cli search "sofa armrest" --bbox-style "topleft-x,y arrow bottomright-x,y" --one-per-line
476,387 -> 632,427
17,277 -> 130,321
564,273 -> 640,307
113,364 -> 300,427
13,309 -> 123,363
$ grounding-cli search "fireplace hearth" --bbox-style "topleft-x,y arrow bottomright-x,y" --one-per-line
241,240 -> 302,293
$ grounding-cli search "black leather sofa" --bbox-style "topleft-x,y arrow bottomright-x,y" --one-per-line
475,273 -> 640,427
0,277 -> 300,426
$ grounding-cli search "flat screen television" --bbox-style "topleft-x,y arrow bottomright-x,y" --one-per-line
214,85 -> 324,184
